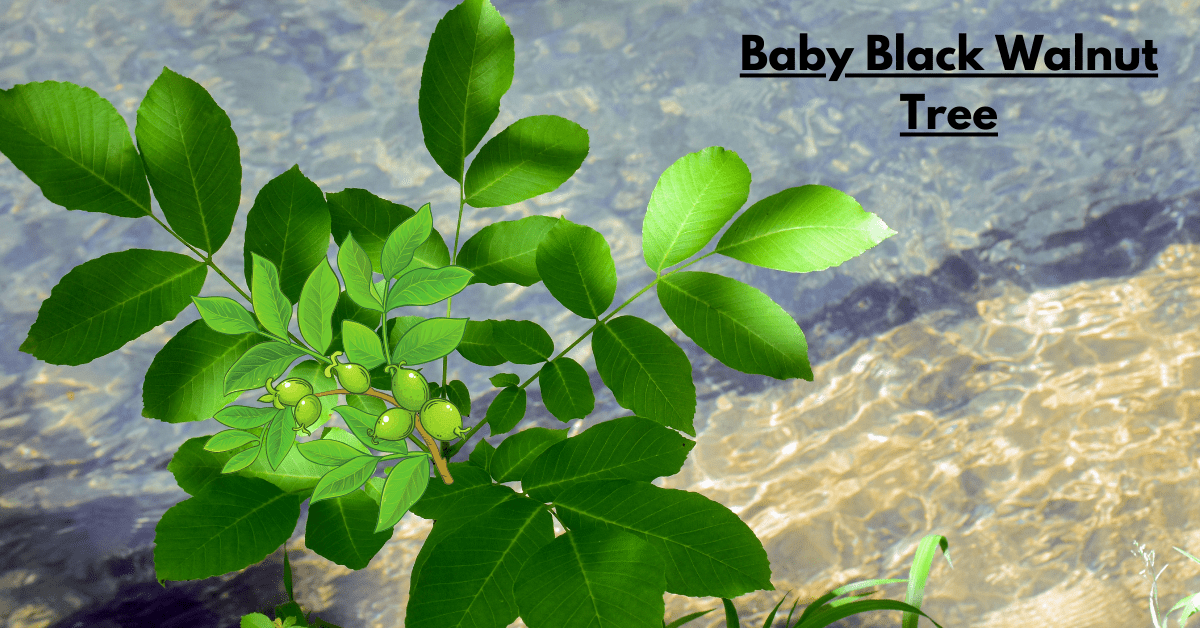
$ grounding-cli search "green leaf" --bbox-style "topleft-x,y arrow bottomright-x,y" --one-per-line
0,80 -> 151,218
406,497 -> 552,628
213,405 -> 277,430
409,466 -> 520,590
409,462 -> 514,521
321,426 -> 371,455
418,0 -> 515,184
592,316 -> 696,436
251,253 -> 294,339
464,115 -> 589,207
304,489 -> 393,570
384,266 -> 474,310
381,315 -> 425,356
153,475 -> 300,582
337,233 -> 381,312
642,146 -> 751,274
341,320 -> 386,371
486,385 -> 527,435
664,609 -> 717,628
223,341 -> 308,394
20,249 -> 207,366
515,528 -> 666,628
492,319 -> 553,364
142,321 -> 267,424
723,599 -> 739,628
243,164 -> 331,303
657,271 -> 812,381
238,436 -> 339,496
554,480 -> 774,598
381,203 -> 432,280
191,296 -> 259,335
538,357 -> 594,422
522,416 -> 694,502
298,260 -> 339,354
535,218 -> 616,319
203,429 -> 259,453
222,447 -> 260,474
135,67 -> 241,255
346,393 -> 387,418
468,439 -> 496,476
490,427 -> 567,483
391,317 -> 467,366
364,477 -> 385,505
328,189 -> 448,275
309,455 -> 380,504
445,379 -> 471,417
263,407 -> 296,470
168,436 -> 249,495
375,455 -> 431,533
297,439 -> 369,467
456,216 -> 557,286
490,372 -> 519,388
456,319 -> 506,366
714,184 -> 897,273
333,405 -> 407,454
328,291 -> 379,356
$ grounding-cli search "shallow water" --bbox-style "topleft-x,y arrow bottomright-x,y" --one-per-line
0,0 -> 1198,627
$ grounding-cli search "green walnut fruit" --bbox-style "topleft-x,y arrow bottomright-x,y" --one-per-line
323,352 -> 371,394
419,399 -> 467,441
275,378 -> 313,407
292,394 -> 322,435
367,407 -> 415,445
386,364 -> 429,412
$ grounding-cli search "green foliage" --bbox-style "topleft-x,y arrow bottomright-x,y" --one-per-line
0,1 -> 932,627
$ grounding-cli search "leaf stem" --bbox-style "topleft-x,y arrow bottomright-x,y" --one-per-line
445,249 -> 717,457
147,207 -> 329,364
